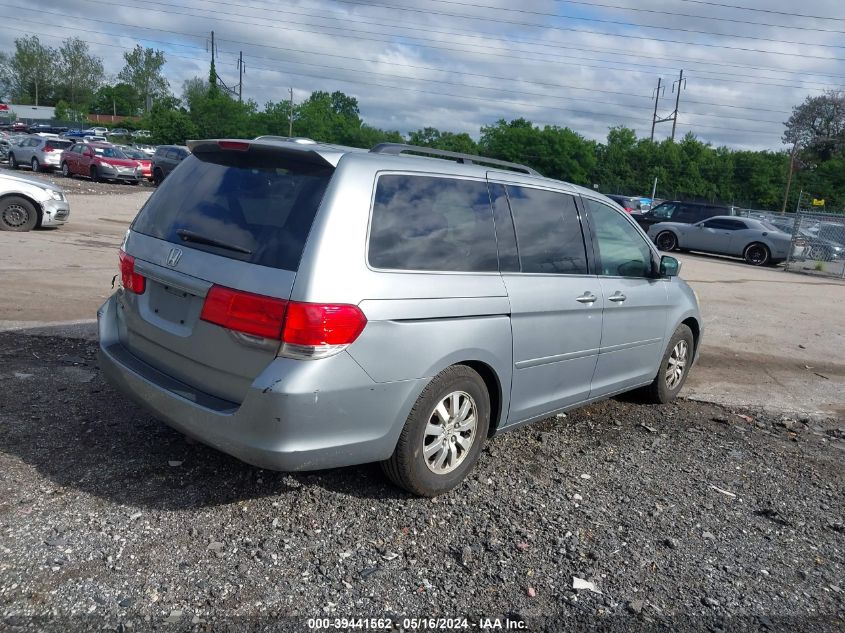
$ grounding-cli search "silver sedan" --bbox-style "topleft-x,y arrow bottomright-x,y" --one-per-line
647,215 -> 796,266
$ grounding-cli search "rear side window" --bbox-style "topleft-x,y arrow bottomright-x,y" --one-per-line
132,153 -> 333,271
368,175 -> 498,272
46,140 -> 72,150
506,186 -> 587,274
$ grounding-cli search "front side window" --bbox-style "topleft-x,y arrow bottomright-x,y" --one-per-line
584,198 -> 654,278
506,186 -> 587,274
650,202 -> 677,220
368,174 -> 498,272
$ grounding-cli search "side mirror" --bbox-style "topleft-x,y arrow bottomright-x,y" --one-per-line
660,255 -> 681,277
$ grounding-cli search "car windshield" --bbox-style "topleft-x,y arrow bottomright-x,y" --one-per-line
121,148 -> 145,159
650,203 -> 675,219
92,146 -> 127,159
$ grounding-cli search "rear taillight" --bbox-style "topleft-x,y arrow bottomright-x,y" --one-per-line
199,284 -> 367,359
218,140 -> 250,151
200,285 -> 288,339
44,146 -> 54,152
624,207 -> 634,213
118,250 -> 146,294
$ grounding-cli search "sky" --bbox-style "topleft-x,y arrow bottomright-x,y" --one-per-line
1,0 -> 843,150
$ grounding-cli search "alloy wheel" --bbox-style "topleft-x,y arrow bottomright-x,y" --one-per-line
665,340 -> 688,390
422,391 -> 478,474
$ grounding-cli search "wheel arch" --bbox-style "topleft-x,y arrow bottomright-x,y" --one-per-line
458,360 -> 504,436
681,316 -> 701,356
0,192 -> 43,227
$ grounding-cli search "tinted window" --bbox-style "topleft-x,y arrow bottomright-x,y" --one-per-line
133,154 -> 332,271
46,139 -> 72,150
650,202 -> 677,220
585,198 -> 654,278
507,186 -> 587,274
368,175 -> 498,272
702,218 -> 739,230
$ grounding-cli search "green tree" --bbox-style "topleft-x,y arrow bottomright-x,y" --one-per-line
0,51 -> 11,102
409,127 -> 477,154
784,90 -> 845,161
8,36 -> 58,105
118,45 -> 169,113
92,83 -> 141,117
57,37 -> 104,113
149,101 -> 197,144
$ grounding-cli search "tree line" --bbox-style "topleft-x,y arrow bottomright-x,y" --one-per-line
1,36 -> 843,210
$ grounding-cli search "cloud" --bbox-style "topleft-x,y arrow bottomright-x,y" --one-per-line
2,0 -> 842,150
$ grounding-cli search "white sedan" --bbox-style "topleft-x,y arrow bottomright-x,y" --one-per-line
0,171 -> 70,231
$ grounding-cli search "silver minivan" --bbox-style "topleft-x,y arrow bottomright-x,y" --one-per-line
99,139 -> 702,496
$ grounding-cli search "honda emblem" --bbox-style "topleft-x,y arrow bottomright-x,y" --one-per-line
166,247 -> 183,267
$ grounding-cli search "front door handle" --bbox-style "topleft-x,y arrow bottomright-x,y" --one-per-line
576,292 -> 597,304
608,292 -> 627,303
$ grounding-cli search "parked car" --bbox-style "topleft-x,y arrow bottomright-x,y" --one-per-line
98,140 -> 702,496
109,128 -> 129,137
117,145 -> 153,180
87,126 -> 109,136
798,229 -> 845,262
133,129 -> 152,139
635,200 -> 735,231
605,194 -> 647,214
131,143 -> 156,156
60,142 -> 141,184
151,144 -> 190,185
7,135 -> 74,172
0,170 -> 70,231
0,137 -> 10,162
81,135 -> 108,143
648,215 -> 795,266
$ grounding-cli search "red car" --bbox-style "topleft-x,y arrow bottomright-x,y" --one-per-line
60,142 -> 141,184
118,146 -> 153,181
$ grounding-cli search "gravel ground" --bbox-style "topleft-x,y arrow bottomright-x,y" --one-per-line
0,163 -> 154,195
0,333 -> 843,632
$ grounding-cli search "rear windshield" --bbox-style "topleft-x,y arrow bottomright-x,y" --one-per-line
46,140 -> 72,150
132,153 -> 333,271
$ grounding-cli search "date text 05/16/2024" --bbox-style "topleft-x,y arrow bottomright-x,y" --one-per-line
307,617 -> 528,630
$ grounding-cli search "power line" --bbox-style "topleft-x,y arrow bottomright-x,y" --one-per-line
1,13 -> 789,128
673,0 -> 845,22
179,0 -> 845,82
23,0 -> 841,92
552,0 -> 845,34
400,0 -> 845,40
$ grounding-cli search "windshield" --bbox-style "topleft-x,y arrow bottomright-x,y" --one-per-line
650,202 -> 676,219
92,146 -> 127,159
121,148 -> 145,159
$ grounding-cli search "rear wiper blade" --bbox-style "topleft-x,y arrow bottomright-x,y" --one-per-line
176,229 -> 252,255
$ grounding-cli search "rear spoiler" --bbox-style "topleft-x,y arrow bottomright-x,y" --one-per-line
188,139 -> 336,171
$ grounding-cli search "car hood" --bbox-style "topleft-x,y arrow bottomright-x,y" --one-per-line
0,171 -> 63,193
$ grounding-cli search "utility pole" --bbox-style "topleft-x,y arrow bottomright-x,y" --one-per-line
670,69 -> 686,141
237,51 -> 244,103
288,87 -> 294,137
650,77 -> 663,142
780,142 -> 799,215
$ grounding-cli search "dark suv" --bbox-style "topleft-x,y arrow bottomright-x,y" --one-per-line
151,145 -> 190,185
635,201 -> 735,231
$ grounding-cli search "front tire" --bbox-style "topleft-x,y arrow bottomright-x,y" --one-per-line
382,365 -> 490,497
743,242 -> 770,266
61,162 -> 71,178
8,153 -> 18,169
90,166 -> 100,183
152,168 -> 164,186
655,231 -> 678,252
642,324 -> 694,404
0,195 -> 38,231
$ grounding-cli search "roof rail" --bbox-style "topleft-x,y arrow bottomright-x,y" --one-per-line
369,143 -> 540,176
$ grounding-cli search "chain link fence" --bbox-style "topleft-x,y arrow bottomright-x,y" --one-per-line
733,209 -> 845,277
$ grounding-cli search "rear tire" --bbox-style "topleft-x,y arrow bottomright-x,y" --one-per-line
655,231 -> 678,252
31,157 -> 41,172
382,365 -> 490,497
0,195 -> 38,231
642,324 -> 694,404
743,242 -> 770,266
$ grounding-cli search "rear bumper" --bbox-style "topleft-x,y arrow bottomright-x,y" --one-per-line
97,294 -> 423,471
